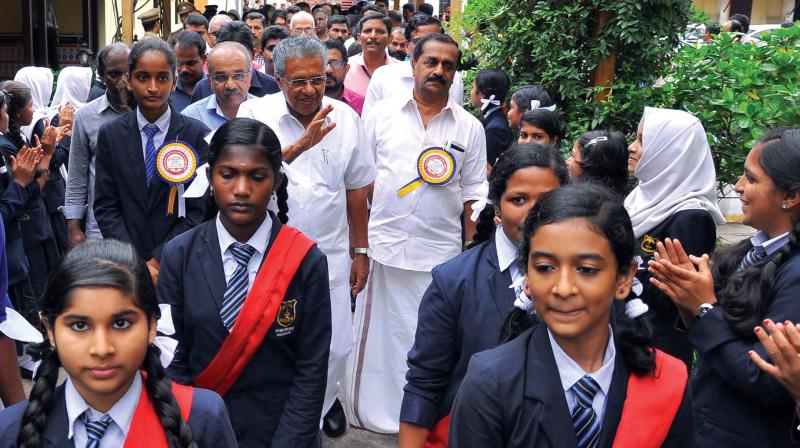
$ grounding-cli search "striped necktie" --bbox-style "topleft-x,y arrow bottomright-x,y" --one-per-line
740,244 -> 767,271
143,123 -> 159,185
82,414 -> 112,448
220,243 -> 257,331
571,375 -> 601,448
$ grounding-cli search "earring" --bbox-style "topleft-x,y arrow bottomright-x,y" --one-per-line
782,203 -> 789,210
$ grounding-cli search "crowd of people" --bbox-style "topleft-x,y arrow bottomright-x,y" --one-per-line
0,4 -> 798,448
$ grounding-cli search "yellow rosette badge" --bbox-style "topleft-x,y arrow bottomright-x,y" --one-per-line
156,141 -> 198,216
397,147 -> 457,198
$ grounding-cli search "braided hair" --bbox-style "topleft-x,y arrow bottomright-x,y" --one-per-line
470,142 -> 568,248
499,184 -> 656,375
17,240 -> 196,448
207,117 -> 289,223
713,127 -> 800,337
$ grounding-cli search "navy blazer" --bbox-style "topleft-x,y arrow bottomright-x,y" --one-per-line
481,108 -> 513,166
449,324 -> 695,448
0,383 -> 237,447
157,215 -> 331,448
189,68 -> 279,103
688,250 -> 800,447
401,236 -> 516,429
93,109 -> 210,261
0,135 -> 36,285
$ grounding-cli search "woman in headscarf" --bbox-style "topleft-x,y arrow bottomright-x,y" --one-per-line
625,107 -> 725,367
13,67 -> 53,143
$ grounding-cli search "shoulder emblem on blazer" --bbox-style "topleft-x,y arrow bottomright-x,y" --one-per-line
278,299 -> 297,328
641,235 -> 658,254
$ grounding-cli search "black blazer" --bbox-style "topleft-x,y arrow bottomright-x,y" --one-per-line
157,215 -> 331,447
189,68 -> 279,103
481,108 -> 513,166
93,109 -> 210,261
401,236 -> 516,429
0,383 -> 237,447
0,135 -> 36,285
449,324 -> 695,448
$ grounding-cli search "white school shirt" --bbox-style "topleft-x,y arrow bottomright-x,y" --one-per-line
548,327 -> 616,425
237,93 -> 376,288
66,372 -> 142,447
215,212 -> 272,290
365,91 -> 487,272
362,60 -> 465,117
495,225 -> 523,286
136,106 -> 172,161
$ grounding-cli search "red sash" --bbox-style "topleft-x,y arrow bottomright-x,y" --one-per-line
123,374 -> 194,448
612,349 -> 687,448
193,225 -> 315,396
424,414 -> 451,448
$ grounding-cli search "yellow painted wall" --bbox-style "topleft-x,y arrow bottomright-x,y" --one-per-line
0,1 -> 23,34
52,0 -> 85,34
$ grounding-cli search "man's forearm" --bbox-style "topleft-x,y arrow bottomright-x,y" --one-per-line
346,186 -> 371,248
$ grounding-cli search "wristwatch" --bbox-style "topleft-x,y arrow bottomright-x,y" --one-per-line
354,247 -> 371,258
696,303 -> 715,320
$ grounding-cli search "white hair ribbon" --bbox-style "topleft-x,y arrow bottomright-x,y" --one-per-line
530,99 -> 557,112
470,180 -> 492,222
511,276 -> 535,314
183,161 -> 299,200
0,305 -> 43,343
154,304 -> 178,368
480,94 -> 501,112
585,136 -> 608,147
625,298 -> 649,319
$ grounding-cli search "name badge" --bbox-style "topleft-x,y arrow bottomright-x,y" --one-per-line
397,147 -> 457,198
156,141 -> 198,217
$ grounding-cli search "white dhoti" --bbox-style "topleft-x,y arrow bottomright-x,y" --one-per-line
343,261 -> 432,433
321,282 -> 354,424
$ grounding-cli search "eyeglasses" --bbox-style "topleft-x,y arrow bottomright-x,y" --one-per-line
283,76 -> 327,88
291,27 -> 315,36
327,60 -> 345,69
211,72 -> 249,83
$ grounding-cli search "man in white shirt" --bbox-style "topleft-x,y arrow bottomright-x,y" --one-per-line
344,33 -> 486,433
237,36 -> 375,438
362,14 -> 464,117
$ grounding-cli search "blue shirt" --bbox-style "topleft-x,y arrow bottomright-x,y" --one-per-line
136,106 -> 171,163
182,93 -> 254,132
66,372 -> 142,447
172,75 -> 205,112
750,230 -> 791,256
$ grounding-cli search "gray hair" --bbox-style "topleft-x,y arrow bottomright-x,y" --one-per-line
272,36 -> 328,77
290,11 -> 314,28
208,41 -> 252,72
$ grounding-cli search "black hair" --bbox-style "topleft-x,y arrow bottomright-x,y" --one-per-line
331,4 -> 342,15
324,38 -> 348,63
261,25 -> 289,50
271,10 -> 288,25
402,3 -> 415,13
328,14 -> 349,28
362,5 -> 379,14
706,22 -> 721,35
172,30 -> 206,57
17,240 -> 197,448
208,118 -> 288,224
418,3 -> 434,16
474,69 -> 510,103
387,10 -> 403,24
296,2 -> 311,12
412,32 -> 459,64
471,143 -> 568,248
712,127 -> 800,337
574,130 -> 630,197
374,0 -> 388,5
726,19 -> 744,33
184,12 -> 209,29
347,42 -> 363,58
404,13 -> 442,41
357,12 -> 392,34
520,108 -> 565,143
500,184 -> 656,375
216,21 -> 256,53
0,88 -> 8,112
143,18 -> 160,32
510,84 -> 553,114
731,13 -> 750,33
97,43 -> 130,77
0,80 -> 33,151
129,38 -> 177,75
244,11 -> 267,27
226,10 -> 241,21
287,6 -> 301,14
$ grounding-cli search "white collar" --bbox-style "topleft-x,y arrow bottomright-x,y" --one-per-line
215,212 -> 273,257
65,371 -> 142,440
136,106 -> 172,132
750,230 -> 791,256
548,326 -> 616,397
495,225 -> 519,273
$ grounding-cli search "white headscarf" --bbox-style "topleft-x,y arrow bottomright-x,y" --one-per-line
14,67 -> 53,142
624,107 -> 725,238
48,66 -> 92,120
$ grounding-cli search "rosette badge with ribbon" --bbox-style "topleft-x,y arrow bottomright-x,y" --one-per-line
156,140 -> 198,217
397,146 -> 457,198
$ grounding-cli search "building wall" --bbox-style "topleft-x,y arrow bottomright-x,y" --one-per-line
693,0 -> 794,24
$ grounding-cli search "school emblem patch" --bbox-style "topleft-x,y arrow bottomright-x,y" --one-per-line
641,235 -> 659,254
278,299 -> 297,328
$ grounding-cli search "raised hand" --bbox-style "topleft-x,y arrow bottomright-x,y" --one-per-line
9,146 -> 42,186
58,102 -> 75,133
648,238 -> 716,312
750,320 -> 800,404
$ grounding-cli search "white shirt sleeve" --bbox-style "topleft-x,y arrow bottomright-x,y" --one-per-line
362,73 -> 383,119
236,99 -> 257,119
460,118 -> 488,202
344,116 -> 377,190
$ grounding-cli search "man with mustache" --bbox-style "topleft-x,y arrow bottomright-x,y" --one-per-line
323,39 -> 363,116
343,12 -> 398,98
237,36 -> 375,439
182,42 -> 253,131
388,27 -> 408,61
64,43 -> 133,247
344,33 -> 486,434
170,31 -> 207,112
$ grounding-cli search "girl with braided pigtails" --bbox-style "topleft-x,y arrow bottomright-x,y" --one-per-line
0,239 -> 236,447
649,127 -> 800,448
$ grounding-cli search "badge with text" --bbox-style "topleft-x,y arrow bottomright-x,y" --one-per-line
397,147 -> 457,198
641,235 -> 659,254
156,141 -> 198,217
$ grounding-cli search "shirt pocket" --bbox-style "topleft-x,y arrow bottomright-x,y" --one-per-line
309,146 -> 346,191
